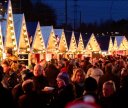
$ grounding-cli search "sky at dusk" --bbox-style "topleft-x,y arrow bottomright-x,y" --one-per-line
32,0 -> 128,26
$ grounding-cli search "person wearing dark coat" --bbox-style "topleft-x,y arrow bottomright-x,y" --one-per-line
74,77 -> 100,105
1,60 -> 19,90
116,76 -> 128,108
0,66 -> 16,108
33,64 -> 48,92
45,62 -> 60,87
71,68 -> 86,98
98,63 -> 120,95
99,80 -> 118,108
18,79 -> 41,108
12,69 -> 33,107
50,72 -> 76,108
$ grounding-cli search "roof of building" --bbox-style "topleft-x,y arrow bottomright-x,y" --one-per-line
64,30 -> 72,48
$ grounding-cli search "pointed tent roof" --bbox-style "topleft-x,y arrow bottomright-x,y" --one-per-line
85,33 -> 101,52
41,26 -> 53,48
68,31 -> 77,53
54,29 -> 68,53
107,36 -> 114,52
96,35 -> 110,51
77,33 -> 85,53
64,30 -> 72,49
5,0 -> 17,50
32,22 -> 45,51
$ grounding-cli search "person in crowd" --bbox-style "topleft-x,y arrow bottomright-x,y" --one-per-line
98,63 -> 120,95
6,48 -> 19,72
112,59 -> 126,77
99,80 -> 117,108
116,72 -> 128,108
33,64 -> 48,93
12,69 -> 33,106
28,64 -> 34,73
79,58 -> 92,74
120,67 -> 128,87
83,77 -> 99,103
45,59 -> 60,87
57,60 -> 66,72
18,79 -> 41,108
39,59 -> 48,72
50,72 -> 76,108
72,77 -> 100,107
0,65 -> 16,108
1,59 -> 19,90
86,62 -> 104,84
71,68 -> 86,98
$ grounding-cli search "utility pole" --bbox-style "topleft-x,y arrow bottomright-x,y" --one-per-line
65,0 -> 67,25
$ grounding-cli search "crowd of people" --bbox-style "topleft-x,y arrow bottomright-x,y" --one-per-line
0,48 -> 128,108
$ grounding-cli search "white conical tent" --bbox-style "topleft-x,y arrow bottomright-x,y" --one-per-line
113,37 -> 118,51
41,26 -> 58,53
113,36 -> 122,51
69,31 -> 77,53
59,30 -> 68,53
77,33 -> 85,54
54,29 -> 68,53
32,22 -> 45,53
4,0 -> 17,51
108,37 -> 114,55
118,36 -> 128,51
18,14 -> 30,53
85,33 -> 101,53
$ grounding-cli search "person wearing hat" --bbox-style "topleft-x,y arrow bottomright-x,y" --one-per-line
6,48 -> 18,61
50,72 -> 76,108
5,48 -> 18,72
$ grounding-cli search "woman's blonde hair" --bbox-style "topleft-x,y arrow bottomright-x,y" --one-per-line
103,80 -> 116,92
71,68 -> 86,82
